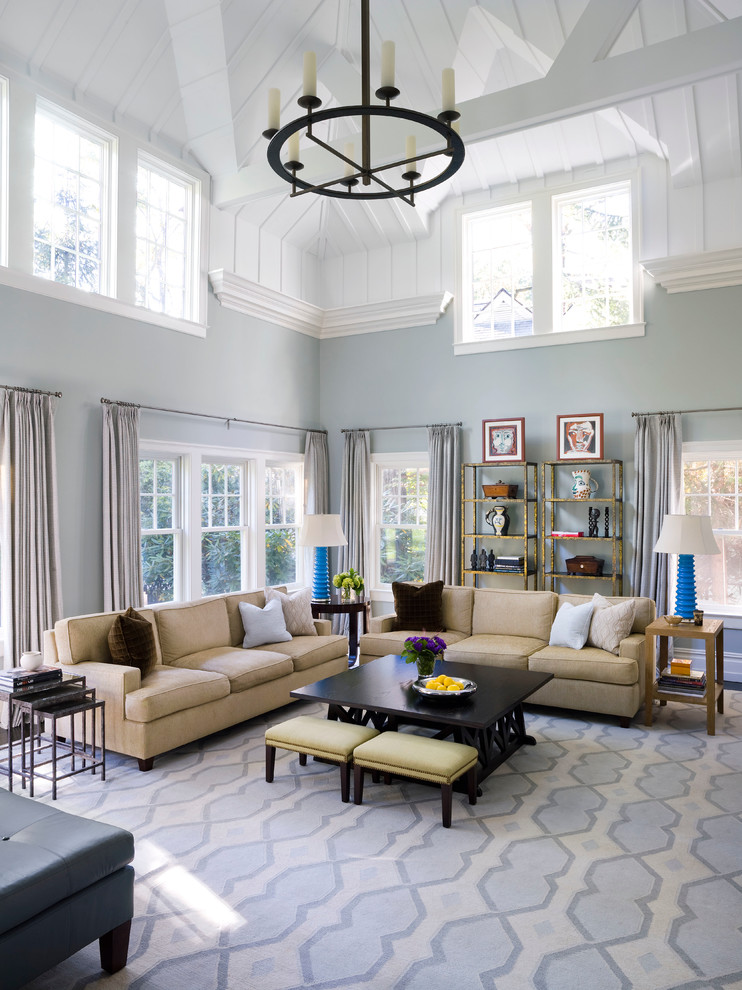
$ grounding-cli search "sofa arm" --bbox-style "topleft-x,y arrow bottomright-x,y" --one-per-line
369,613 -> 396,634
313,618 -> 332,635
56,661 -> 142,725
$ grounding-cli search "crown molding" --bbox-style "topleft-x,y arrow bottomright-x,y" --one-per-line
641,248 -> 742,293
208,269 -> 451,339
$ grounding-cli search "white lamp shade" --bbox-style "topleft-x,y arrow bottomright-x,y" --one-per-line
297,513 -> 347,548
653,514 -> 720,555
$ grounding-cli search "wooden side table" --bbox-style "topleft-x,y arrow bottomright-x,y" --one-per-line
311,598 -> 370,663
644,617 -> 724,734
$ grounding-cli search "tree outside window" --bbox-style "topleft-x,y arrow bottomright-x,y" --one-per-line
201,462 -> 243,596
140,457 -> 179,604
378,466 -> 428,585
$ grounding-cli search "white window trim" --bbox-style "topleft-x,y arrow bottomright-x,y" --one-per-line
370,451 -> 429,603
680,439 -> 742,629
141,439 -> 305,600
454,172 -> 645,356
0,73 -> 8,268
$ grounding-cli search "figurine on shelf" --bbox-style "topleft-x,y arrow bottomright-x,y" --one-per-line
479,548 -> 488,572
588,506 -> 600,537
470,549 -> 478,572
488,549 -> 496,571
605,507 -> 610,537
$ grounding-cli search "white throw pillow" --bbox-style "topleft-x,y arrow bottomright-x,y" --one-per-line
265,586 -> 317,637
549,600 -> 594,650
587,594 -> 636,655
239,598 -> 292,648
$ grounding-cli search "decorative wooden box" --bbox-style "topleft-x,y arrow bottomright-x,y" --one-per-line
482,482 -> 518,498
565,555 -> 604,576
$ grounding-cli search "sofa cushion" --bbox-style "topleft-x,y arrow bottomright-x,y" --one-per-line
221,587 -> 287,646
172,647 -> 293,691
239,598 -> 292,648
54,608 -> 161,666
549,601 -> 594,650
108,607 -> 158,678
588,595 -> 636,655
251,634 -> 350,672
124,666 -> 230,723
0,789 -> 134,935
528,646 -> 639,686
472,589 -> 557,641
155,598 -> 230,664
442,585 -> 475,635
265,586 -> 317,636
360,629 -> 469,661
392,581 -> 444,631
445,634 -> 545,669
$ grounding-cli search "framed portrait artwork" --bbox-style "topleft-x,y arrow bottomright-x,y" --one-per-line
482,418 -> 525,463
557,413 -> 604,460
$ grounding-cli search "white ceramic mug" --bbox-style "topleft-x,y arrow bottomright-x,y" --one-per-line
20,650 -> 43,670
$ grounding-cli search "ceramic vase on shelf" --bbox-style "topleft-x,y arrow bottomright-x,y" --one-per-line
571,470 -> 599,500
485,502 -> 510,536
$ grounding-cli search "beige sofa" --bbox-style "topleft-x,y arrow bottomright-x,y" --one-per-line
359,587 -> 656,726
43,589 -> 349,770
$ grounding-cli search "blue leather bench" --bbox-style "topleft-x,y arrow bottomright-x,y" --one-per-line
0,789 -> 134,988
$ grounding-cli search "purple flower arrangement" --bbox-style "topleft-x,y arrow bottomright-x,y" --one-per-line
401,635 -> 447,665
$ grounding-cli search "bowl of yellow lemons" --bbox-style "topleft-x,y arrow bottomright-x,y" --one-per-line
413,673 -> 477,701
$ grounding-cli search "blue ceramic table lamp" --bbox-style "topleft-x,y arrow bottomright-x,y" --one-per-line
653,514 -> 720,619
297,514 -> 347,602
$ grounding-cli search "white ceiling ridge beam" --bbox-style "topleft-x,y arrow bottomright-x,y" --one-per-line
208,268 -> 450,337
75,0 -> 141,98
642,247 -> 742,292
547,0 -> 640,77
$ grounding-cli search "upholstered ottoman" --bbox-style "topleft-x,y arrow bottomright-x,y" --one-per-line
0,788 -> 135,989
352,731 -> 479,827
265,715 -> 379,802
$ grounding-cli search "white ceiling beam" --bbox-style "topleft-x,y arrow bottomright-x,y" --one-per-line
213,15 -> 742,208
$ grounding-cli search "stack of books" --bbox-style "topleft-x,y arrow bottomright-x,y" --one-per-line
658,668 -> 706,695
496,556 -> 525,571
0,665 -> 62,692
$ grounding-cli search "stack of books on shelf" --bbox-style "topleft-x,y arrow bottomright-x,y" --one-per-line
0,665 -> 62,693
658,665 -> 706,696
496,556 -> 525,571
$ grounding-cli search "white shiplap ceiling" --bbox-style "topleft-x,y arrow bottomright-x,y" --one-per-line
0,0 -> 740,258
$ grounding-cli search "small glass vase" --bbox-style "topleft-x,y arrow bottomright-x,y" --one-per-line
415,655 -> 436,679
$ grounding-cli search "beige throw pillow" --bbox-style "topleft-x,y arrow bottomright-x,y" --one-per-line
265,586 -> 317,637
587,594 -> 636,655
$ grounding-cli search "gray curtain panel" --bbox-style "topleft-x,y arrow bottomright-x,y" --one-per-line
333,430 -> 371,634
631,412 -> 682,613
304,430 -> 329,514
425,423 -> 461,585
103,402 -> 143,612
0,389 -> 63,668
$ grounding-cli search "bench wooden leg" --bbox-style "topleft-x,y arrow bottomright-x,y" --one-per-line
340,762 -> 351,803
99,919 -> 131,974
354,764 -> 365,805
441,783 -> 453,828
265,744 -> 276,783
137,757 -> 154,772
466,766 -> 477,806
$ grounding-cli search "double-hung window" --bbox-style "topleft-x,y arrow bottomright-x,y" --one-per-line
682,444 -> 742,615
33,100 -> 115,295
264,463 -> 302,586
140,456 -> 181,605
201,462 -> 245,597
373,455 -> 429,590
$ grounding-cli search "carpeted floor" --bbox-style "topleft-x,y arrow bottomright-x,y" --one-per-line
19,692 -> 742,990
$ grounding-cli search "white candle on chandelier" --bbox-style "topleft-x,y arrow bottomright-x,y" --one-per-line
303,51 -> 317,98
405,135 -> 417,172
344,143 -> 355,178
288,131 -> 300,164
267,88 -> 280,131
381,41 -> 395,88
442,68 -> 455,112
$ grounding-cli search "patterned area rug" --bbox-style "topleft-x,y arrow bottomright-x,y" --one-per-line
21,692 -> 742,990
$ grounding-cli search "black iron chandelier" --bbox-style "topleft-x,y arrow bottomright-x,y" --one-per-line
263,0 -> 465,207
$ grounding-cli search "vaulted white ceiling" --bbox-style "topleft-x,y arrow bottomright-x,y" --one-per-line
0,0 -> 740,259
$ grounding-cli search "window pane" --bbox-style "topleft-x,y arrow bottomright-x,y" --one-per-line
201,531 -> 241,596
140,495 -> 154,531
156,495 -> 173,529
265,528 -> 296,586
142,533 -> 174,605
379,527 -> 426,584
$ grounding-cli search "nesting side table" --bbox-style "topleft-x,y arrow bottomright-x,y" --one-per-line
644,617 -> 724,735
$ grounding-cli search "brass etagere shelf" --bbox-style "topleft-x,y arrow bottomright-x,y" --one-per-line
540,459 -> 623,594
461,462 -> 538,589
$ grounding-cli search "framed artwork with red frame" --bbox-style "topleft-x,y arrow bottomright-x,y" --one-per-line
557,413 -> 604,460
482,418 -> 525,463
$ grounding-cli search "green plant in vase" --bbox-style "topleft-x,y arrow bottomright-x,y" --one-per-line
402,635 -> 447,679
332,567 -> 364,601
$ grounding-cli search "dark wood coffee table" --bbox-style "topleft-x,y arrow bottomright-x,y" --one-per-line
290,654 -> 553,786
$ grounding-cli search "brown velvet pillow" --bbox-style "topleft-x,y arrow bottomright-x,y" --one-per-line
392,581 -> 445,632
108,606 -> 157,679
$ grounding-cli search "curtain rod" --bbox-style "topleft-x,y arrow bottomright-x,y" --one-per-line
631,406 -> 742,417
100,398 -> 326,435
341,421 -> 462,433
2,384 -> 62,397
